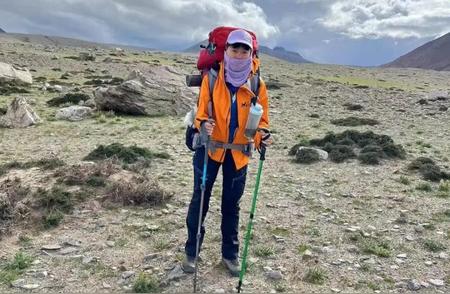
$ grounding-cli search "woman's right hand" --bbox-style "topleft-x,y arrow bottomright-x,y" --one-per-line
202,119 -> 215,136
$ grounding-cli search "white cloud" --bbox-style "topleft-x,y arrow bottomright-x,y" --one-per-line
0,0 -> 279,48
320,0 -> 450,39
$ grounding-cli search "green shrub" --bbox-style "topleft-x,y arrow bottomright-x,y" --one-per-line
343,103 -> 364,111
327,145 -> 356,163
0,251 -> 34,284
358,152 -> 381,165
415,182 -> 432,192
84,143 -> 170,164
0,84 -> 30,95
360,238 -> 391,257
86,176 -> 106,187
304,268 -> 327,285
304,130 -> 404,165
331,116 -> 379,126
295,148 -> 320,164
0,158 -> 64,176
47,93 -> 90,107
133,272 -> 159,293
399,176 -> 410,185
37,186 -> 73,213
419,164 -> 449,182
408,157 -> 435,170
254,245 -> 274,257
43,210 -> 64,228
408,158 -> 450,182
423,239 -> 447,252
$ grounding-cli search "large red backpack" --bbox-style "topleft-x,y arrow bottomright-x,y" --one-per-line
197,26 -> 259,73
185,27 -> 260,151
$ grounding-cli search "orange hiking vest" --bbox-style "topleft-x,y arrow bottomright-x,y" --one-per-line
194,60 -> 269,170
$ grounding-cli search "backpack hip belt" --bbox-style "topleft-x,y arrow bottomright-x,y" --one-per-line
209,140 -> 253,157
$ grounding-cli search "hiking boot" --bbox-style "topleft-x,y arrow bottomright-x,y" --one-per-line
181,255 -> 197,273
222,258 -> 240,277
181,255 -> 195,273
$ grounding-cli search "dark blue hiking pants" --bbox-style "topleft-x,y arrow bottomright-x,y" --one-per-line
185,147 -> 247,260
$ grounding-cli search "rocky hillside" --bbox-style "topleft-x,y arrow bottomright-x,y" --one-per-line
383,32 -> 450,71
0,33 -> 449,293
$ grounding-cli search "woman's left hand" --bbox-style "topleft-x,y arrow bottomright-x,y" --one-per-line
258,129 -> 273,147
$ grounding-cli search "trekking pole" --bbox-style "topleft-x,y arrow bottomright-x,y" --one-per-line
193,134 -> 210,293
237,144 -> 266,293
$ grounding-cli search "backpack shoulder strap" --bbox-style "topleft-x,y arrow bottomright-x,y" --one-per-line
207,68 -> 218,119
249,69 -> 260,105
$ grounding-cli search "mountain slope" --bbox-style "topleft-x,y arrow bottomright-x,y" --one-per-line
383,32 -> 450,71
0,32 -> 154,51
259,45 -> 312,64
0,28 -> 5,33
185,41 -> 312,64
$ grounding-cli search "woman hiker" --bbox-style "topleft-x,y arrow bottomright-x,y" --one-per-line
182,29 -> 273,277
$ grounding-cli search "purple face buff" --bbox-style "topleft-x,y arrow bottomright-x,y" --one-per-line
224,53 -> 252,87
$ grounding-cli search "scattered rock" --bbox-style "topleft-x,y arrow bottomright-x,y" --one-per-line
59,247 -> 79,255
345,226 -> 360,232
79,52 -> 95,61
11,279 -> 25,288
63,239 -> 82,247
55,106 -> 93,121
165,264 -> 186,282
83,98 -> 96,108
266,270 -> 283,280
41,244 -> 62,250
144,253 -> 158,263
0,62 -> 33,85
121,271 -> 135,279
82,256 -> 96,264
407,279 -> 421,291
428,279 -> 444,287
21,284 -> 40,290
0,97 -> 41,128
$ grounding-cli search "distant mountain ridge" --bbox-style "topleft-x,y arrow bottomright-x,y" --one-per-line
0,28 -> 5,33
259,45 -> 312,64
0,31 -> 155,51
383,32 -> 450,71
184,41 -> 312,64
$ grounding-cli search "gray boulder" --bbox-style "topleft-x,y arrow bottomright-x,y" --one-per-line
78,52 -> 95,61
0,62 -> 33,85
55,106 -> 93,121
94,67 -> 196,116
0,97 -> 41,128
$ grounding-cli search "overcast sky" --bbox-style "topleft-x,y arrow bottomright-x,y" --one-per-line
0,0 -> 449,66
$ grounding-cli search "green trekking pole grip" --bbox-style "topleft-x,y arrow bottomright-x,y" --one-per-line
237,145 -> 266,293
